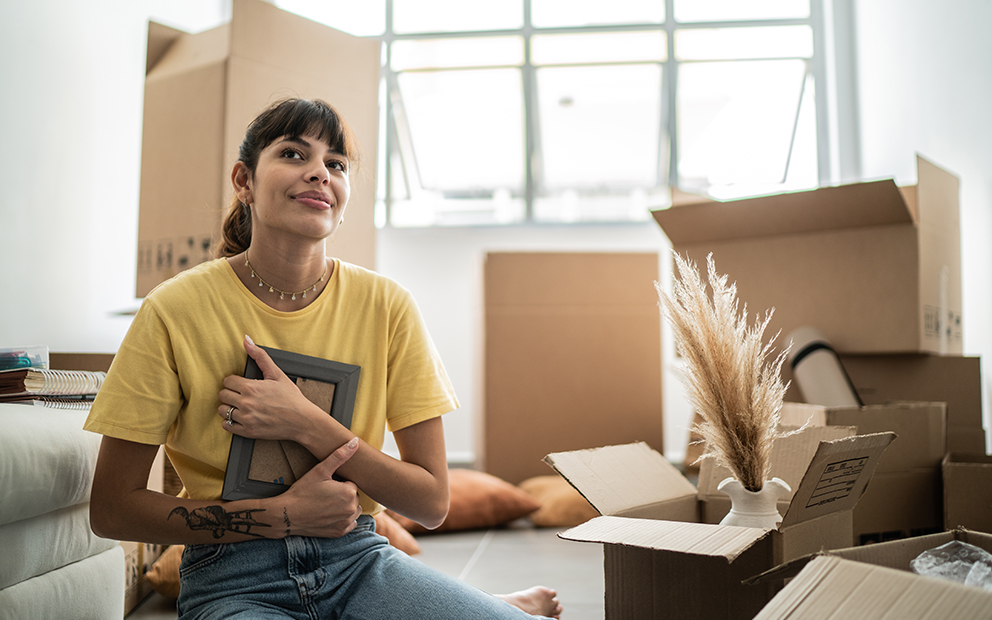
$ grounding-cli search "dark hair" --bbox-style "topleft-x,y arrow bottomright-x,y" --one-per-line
216,98 -> 360,258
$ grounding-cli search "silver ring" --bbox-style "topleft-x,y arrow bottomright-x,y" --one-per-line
226,406 -> 235,425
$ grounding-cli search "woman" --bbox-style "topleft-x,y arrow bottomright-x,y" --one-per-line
86,98 -> 561,619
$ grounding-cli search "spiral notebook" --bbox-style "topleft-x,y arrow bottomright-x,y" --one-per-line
0,367 -> 106,402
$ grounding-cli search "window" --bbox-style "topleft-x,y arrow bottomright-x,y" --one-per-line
276,1 -> 827,226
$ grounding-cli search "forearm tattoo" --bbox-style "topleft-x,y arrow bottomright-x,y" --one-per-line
168,506 -> 271,539
283,507 -> 292,537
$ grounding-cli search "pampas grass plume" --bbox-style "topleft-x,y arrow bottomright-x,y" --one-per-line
658,252 -> 790,492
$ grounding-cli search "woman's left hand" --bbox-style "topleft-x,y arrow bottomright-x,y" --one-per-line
217,335 -> 319,442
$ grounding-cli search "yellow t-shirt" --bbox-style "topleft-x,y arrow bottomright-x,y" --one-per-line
84,258 -> 458,513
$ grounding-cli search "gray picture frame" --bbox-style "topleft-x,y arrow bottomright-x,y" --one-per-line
221,346 -> 360,501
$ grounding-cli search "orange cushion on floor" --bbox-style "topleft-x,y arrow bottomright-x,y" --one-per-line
145,544 -> 183,599
373,510 -> 421,555
388,469 -> 541,534
518,475 -> 600,528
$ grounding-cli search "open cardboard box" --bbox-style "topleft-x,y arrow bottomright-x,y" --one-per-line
652,155 -> 961,355
781,401 -> 946,540
137,0 -> 380,297
943,453 -> 992,534
544,430 -> 895,620
751,529 -> 992,619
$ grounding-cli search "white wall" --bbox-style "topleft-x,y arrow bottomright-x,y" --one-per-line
853,0 -> 992,447
0,1 -> 147,352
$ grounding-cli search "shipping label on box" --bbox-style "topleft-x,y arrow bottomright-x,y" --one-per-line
652,155 -> 961,355
545,432 -> 894,620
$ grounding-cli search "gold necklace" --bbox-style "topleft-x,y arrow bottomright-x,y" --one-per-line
244,253 -> 327,301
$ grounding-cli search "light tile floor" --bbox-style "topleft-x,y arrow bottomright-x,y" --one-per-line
128,524 -> 605,619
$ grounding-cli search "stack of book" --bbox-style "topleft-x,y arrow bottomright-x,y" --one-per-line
0,346 -> 106,409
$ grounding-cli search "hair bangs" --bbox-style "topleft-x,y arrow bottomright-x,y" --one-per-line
241,98 -> 359,167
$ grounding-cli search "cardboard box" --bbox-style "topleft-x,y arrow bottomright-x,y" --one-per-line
785,353 -> 986,453
853,468 -> 943,540
781,401 -> 946,540
781,402 -> 946,472
122,541 -> 164,616
943,453 -> 992,533
137,0 -> 380,296
652,155 -> 961,355
841,353 -> 985,453
545,431 -> 894,620
484,252 -> 663,484
752,529 -> 992,620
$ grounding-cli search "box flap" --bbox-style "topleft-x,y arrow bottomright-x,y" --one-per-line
651,179 -> 911,245
825,402 -> 946,472
779,402 -> 828,427
780,432 -> 895,528
916,154 -> 961,235
145,22 -> 230,81
753,555 -> 992,620
697,425 -> 857,502
146,21 -> 186,75
560,515 -> 770,562
544,443 -> 697,518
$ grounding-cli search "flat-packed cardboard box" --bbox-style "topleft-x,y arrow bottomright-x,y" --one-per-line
137,0 -> 380,296
484,252 -> 663,484
545,431 -> 894,620
785,353 -> 986,453
781,401 -> 946,539
943,453 -> 992,533
652,155 -> 962,355
752,529 -> 992,620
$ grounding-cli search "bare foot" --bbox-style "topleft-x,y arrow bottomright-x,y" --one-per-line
497,586 -> 563,619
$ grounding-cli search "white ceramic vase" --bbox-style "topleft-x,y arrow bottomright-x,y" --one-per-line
717,477 -> 792,529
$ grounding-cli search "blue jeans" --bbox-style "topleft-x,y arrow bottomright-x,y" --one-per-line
177,515 -> 550,619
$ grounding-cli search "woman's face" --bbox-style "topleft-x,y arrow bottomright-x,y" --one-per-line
237,132 -> 351,244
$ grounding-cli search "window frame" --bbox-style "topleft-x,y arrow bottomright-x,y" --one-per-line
379,0 -> 831,227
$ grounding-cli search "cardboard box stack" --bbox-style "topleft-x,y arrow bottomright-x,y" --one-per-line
545,430 -> 895,620
653,154 -> 990,543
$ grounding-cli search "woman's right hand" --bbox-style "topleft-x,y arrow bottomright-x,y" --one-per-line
278,437 -> 362,538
